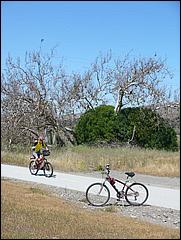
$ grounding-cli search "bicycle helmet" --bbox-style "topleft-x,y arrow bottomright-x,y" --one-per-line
38,136 -> 44,141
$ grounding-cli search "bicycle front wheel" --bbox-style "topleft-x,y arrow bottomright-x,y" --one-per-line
86,183 -> 110,206
29,160 -> 38,175
125,183 -> 149,206
43,162 -> 53,177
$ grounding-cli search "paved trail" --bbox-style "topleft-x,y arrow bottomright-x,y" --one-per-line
1,164 -> 180,210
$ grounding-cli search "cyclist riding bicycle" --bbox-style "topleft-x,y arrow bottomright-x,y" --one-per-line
32,136 -> 49,168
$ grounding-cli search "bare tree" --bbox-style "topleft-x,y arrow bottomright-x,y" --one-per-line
108,53 -> 173,112
67,50 -> 113,112
1,48 -> 76,146
1,48 -> 113,146
71,51 -> 174,113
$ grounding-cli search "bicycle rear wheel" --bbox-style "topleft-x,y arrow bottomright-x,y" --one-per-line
86,183 -> 110,206
43,162 -> 53,177
125,183 -> 149,206
29,160 -> 38,175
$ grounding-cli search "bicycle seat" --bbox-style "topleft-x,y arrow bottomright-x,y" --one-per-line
125,172 -> 135,178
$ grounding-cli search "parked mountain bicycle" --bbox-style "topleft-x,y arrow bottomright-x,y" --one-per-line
29,149 -> 53,177
86,164 -> 149,207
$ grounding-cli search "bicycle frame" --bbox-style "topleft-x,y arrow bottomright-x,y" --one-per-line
102,170 -> 135,199
31,155 -> 47,169
37,157 -> 48,169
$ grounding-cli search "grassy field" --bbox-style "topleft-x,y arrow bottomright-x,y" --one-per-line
1,179 -> 180,239
1,145 -> 180,177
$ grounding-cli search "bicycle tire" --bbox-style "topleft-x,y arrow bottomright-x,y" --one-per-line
125,182 -> 149,206
86,182 -> 110,206
29,160 -> 39,175
43,162 -> 53,177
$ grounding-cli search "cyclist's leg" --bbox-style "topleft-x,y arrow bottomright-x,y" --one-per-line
32,151 -> 36,159
35,151 -> 41,164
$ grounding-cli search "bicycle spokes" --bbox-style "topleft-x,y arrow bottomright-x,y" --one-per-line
86,183 -> 110,206
125,183 -> 148,206
29,160 -> 39,175
45,164 -> 50,171
43,162 -> 53,177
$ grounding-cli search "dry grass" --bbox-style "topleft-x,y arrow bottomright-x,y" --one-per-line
1,180 -> 180,239
1,145 -> 180,177
1,151 -> 30,166
49,146 -> 180,177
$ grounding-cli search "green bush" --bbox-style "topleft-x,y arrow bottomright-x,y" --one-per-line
117,107 -> 178,151
74,105 -> 178,151
75,105 -> 117,144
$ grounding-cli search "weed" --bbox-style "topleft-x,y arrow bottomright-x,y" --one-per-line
103,206 -> 117,213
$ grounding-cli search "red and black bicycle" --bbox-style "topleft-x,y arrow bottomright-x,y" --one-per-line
29,150 -> 53,178
86,164 -> 149,207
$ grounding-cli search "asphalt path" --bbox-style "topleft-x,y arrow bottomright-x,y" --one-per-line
1,164 -> 180,210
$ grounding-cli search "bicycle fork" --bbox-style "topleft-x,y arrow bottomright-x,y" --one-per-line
98,180 -> 107,194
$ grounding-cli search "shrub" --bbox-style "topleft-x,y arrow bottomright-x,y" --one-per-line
74,105 -> 117,144
74,105 -> 178,151
117,107 -> 178,151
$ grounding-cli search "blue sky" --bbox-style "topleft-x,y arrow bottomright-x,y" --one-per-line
1,1 -> 180,92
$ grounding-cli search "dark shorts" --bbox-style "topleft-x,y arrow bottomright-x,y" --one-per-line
36,151 -> 40,158
34,151 -> 41,158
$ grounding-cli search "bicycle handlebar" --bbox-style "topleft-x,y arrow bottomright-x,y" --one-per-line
101,164 -> 110,175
